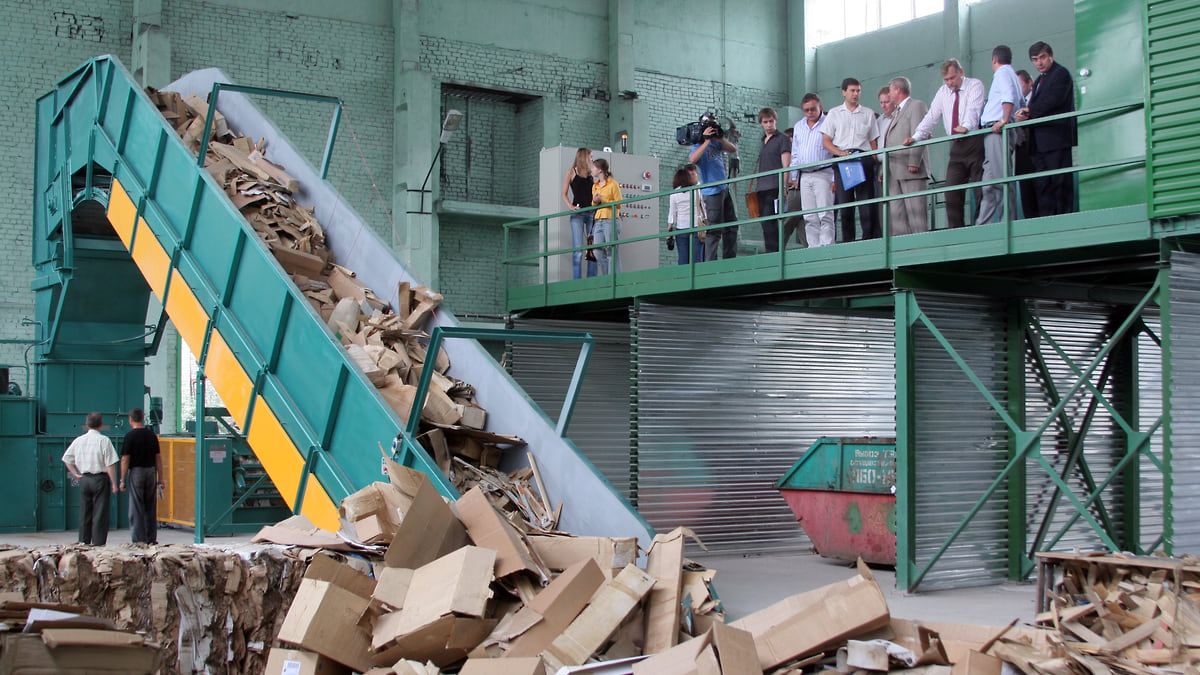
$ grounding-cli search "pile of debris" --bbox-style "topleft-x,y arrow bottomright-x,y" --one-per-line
0,598 -> 164,673
147,89 -> 542,527
247,455 -> 1028,675
0,544 -> 308,673
985,551 -> 1200,673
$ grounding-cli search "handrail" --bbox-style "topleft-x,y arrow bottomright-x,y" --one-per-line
501,100 -> 1145,275
197,82 -> 344,179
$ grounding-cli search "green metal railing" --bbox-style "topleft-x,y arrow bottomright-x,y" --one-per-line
197,82 -> 344,180
502,101 -> 1146,303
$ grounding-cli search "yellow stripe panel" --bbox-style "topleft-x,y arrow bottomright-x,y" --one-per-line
164,271 -> 209,353
107,179 -> 137,248
104,178 -> 340,532
205,333 -> 253,428
130,221 -> 170,299
245,397 -> 340,531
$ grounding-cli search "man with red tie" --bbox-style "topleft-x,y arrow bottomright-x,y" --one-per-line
904,58 -> 985,229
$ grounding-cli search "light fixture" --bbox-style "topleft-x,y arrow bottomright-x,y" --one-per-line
411,110 -> 466,215
439,109 -> 464,144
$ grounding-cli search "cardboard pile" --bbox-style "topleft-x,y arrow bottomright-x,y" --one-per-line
0,599 -> 164,674
253,462 -> 734,675
985,551 -> 1200,673
0,544 -> 309,673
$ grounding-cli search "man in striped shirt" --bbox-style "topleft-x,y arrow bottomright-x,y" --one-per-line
786,93 -> 837,247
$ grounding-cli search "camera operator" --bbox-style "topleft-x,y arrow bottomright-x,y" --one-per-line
688,113 -> 740,261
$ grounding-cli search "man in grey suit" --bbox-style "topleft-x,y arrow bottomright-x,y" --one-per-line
883,77 -> 930,235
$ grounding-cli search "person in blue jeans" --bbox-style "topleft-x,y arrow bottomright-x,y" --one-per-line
560,148 -> 596,278
667,167 -> 703,264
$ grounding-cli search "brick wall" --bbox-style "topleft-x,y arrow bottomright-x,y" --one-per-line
164,1 -> 396,246
0,0 -> 134,393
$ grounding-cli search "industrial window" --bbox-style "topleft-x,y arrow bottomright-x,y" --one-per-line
805,0 -> 943,47
439,84 -> 541,208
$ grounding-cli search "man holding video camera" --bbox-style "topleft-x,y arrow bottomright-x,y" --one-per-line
688,113 -> 740,261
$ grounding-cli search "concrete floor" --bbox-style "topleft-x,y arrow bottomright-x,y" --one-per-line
0,528 -> 1037,629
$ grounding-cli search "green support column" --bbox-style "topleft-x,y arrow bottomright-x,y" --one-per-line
786,0 -> 807,107
894,290 -> 918,589
607,0 -> 644,154
132,0 -> 171,89
945,1 -> 971,72
1157,254 -> 1174,554
1110,306 -> 1142,551
393,0 -> 439,288
1006,299 -> 1028,579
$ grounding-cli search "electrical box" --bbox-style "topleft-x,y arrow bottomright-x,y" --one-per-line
539,146 -> 661,283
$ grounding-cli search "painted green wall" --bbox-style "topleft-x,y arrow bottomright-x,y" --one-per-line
0,0 -> 1081,405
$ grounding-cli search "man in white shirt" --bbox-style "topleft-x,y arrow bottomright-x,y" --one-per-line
822,77 -> 880,241
62,412 -> 119,545
904,59 -> 985,229
977,45 -> 1024,224
786,93 -> 837,247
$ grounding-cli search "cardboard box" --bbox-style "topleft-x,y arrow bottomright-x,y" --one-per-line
264,647 -> 351,675
384,473 -> 469,570
0,630 -> 162,674
372,615 -> 498,668
527,535 -> 638,578
633,623 -> 758,675
277,554 -> 377,672
371,566 -> 414,612
503,558 -> 606,658
643,527 -> 687,654
456,487 -> 546,581
460,656 -> 547,675
540,564 -> 657,672
375,546 -> 496,646
952,650 -> 1003,675
730,562 -> 890,670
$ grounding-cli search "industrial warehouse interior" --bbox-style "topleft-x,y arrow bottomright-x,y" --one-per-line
0,0 -> 1193,673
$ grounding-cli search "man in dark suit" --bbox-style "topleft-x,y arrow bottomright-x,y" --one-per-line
1015,41 -> 1076,216
883,77 -> 930,235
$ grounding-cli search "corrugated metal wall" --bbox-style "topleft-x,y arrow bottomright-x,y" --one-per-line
1021,301 -> 1165,556
1024,302 -> 1126,553
1146,0 -> 1200,218
910,293 -> 1012,589
1169,253 -> 1200,552
634,303 -> 895,553
509,318 -> 634,498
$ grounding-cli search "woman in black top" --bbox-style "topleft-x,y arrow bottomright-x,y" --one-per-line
561,148 -> 595,278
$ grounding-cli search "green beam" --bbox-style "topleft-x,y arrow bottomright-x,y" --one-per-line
1006,299 -> 1029,580
895,290 -> 918,590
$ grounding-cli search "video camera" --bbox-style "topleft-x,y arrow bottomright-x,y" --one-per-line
676,113 -> 725,145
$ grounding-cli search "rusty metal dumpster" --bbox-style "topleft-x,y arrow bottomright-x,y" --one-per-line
775,437 -> 897,565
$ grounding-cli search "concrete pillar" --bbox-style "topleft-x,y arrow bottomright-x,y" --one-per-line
392,0 -> 439,288
132,0 -> 171,88
945,0 -> 972,73
608,0 -> 644,154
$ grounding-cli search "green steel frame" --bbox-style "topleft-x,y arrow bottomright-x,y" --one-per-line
197,82 -> 344,180
893,282 -> 1165,591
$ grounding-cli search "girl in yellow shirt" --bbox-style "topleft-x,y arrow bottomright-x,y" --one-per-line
590,158 -> 622,275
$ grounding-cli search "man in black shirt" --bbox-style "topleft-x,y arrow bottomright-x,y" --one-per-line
120,408 -> 163,544
754,108 -> 793,252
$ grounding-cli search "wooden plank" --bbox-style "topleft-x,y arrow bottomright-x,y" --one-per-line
1101,617 -> 1161,653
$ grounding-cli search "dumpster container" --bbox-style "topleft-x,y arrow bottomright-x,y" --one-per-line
775,437 -> 897,565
